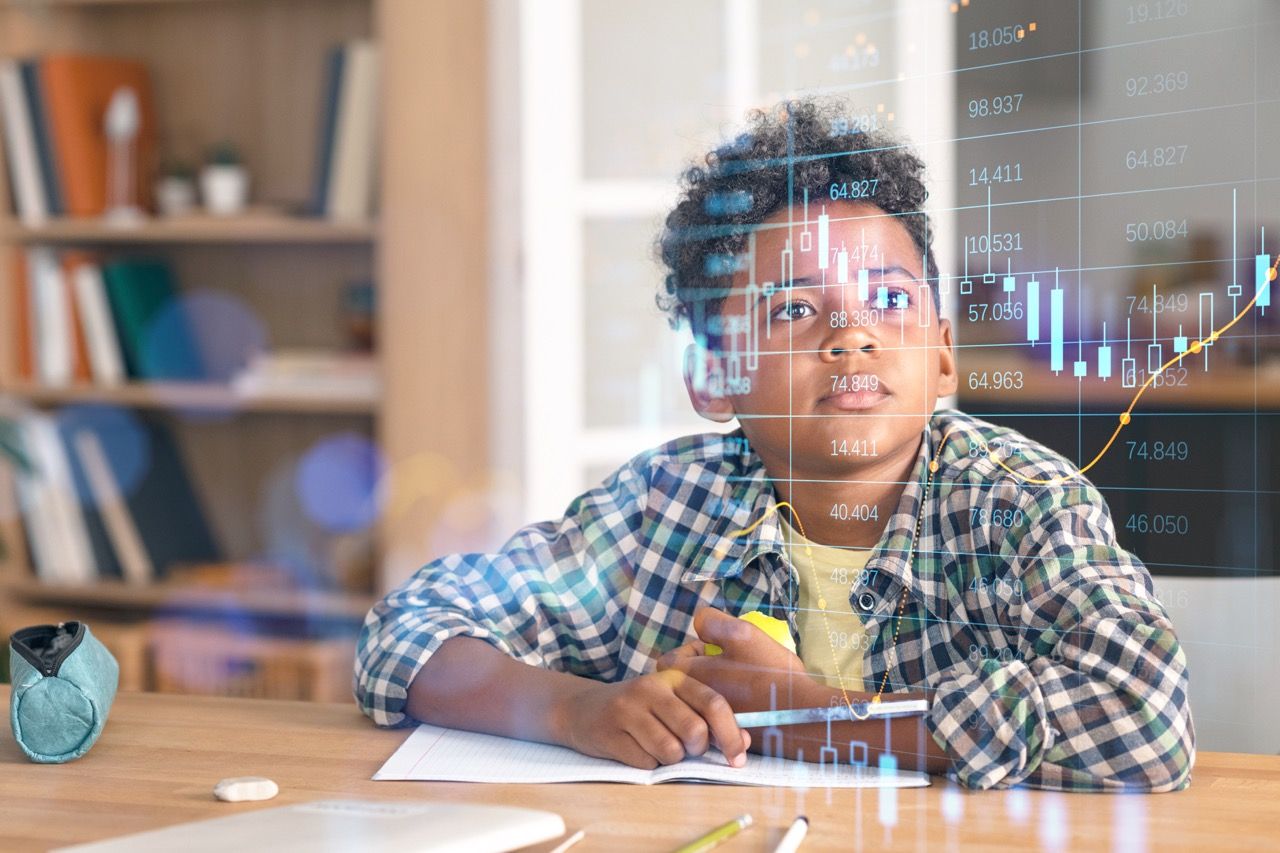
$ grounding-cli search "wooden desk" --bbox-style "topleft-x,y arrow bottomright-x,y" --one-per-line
2,687 -> 1278,852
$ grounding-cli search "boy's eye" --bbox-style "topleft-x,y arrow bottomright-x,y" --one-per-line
772,300 -> 816,321
885,288 -> 912,310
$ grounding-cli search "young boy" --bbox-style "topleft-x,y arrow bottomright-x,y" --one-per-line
356,99 -> 1194,792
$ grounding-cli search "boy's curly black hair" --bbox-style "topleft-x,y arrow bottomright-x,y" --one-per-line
656,98 -> 939,344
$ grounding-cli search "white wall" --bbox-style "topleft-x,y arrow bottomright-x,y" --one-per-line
1160,576 -> 1280,754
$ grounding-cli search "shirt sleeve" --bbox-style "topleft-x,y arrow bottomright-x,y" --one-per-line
926,479 -> 1195,791
354,462 -> 648,727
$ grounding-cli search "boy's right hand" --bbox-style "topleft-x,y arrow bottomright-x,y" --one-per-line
553,669 -> 750,770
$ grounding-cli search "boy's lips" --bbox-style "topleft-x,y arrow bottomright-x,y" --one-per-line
819,386 -> 892,411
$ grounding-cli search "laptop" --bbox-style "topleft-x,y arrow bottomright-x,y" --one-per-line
56,800 -> 567,853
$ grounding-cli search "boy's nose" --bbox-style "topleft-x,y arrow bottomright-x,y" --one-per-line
822,341 -> 876,361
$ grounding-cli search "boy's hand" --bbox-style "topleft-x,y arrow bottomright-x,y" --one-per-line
657,607 -> 814,712
553,669 -> 751,770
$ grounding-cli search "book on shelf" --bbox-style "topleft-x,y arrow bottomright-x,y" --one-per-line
1,53 -> 156,222
231,348 -> 379,399
52,54 -> 156,218
22,59 -> 65,219
310,40 -> 380,222
73,429 -> 153,585
0,60 -> 48,225
68,254 -> 127,386
101,258 -> 204,381
308,46 -> 344,220
10,251 -> 205,388
13,412 -> 96,583
10,250 -> 34,380
0,445 -> 32,582
62,252 -> 95,383
7,410 -> 219,584
27,246 -> 75,387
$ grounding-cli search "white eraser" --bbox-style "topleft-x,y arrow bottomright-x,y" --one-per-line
214,776 -> 279,803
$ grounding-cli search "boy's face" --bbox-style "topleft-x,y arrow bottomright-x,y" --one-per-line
686,201 -> 957,480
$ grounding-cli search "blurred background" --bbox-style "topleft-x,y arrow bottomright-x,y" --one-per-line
0,0 -> 1275,756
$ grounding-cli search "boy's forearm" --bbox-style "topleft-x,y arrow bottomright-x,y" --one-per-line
405,636 -> 589,747
746,679 -> 952,775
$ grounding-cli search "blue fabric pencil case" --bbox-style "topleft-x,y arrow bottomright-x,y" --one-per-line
9,621 -> 118,763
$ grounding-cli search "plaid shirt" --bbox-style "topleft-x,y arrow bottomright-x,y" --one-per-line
356,409 -> 1194,792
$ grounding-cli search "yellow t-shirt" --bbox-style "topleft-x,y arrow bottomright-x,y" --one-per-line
780,517 -> 874,691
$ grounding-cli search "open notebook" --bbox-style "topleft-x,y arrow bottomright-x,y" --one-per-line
375,724 -> 931,789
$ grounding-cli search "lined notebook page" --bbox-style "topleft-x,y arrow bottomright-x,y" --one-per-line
375,725 -> 931,789
375,724 -> 649,784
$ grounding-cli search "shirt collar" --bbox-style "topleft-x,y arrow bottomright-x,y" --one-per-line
669,424 -> 937,588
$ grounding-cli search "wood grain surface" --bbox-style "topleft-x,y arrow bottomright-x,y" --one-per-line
2,687 -> 1278,851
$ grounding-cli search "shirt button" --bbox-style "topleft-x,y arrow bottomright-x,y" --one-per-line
857,592 -> 876,612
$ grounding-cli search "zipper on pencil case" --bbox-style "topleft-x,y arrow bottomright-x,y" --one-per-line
11,621 -> 86,677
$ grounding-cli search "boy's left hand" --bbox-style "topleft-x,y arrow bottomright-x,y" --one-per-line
656,608 -> 814,712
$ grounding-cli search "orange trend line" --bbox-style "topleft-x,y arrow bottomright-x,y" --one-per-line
718,256 -> 1276,713
978,253 -> 1280,486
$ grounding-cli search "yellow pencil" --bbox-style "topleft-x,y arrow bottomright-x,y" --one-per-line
671,814 -> 753,853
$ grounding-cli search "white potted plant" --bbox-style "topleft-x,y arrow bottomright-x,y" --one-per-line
200,141 -> 250,216
155,161 -> 198,218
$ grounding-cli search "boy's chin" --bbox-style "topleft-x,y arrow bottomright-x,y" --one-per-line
740,423 -> 924,472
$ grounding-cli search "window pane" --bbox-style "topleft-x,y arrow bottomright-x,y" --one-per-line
583,217 -> 695,430
581,0 -> 727,180
757,0 -> 898,107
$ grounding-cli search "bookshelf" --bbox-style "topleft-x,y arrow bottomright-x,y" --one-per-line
3,576 -> 373,622
6,379 -> 379,414
1,208 -> 376,244
0,0 -> 490,700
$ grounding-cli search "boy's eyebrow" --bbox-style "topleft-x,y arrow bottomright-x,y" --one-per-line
866,265 -> 920,281
753,275 -> 817,304
752,267 -> 919,304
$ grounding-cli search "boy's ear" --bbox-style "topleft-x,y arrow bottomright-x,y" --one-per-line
683,343 -> 736,423
937,317 -> 959,397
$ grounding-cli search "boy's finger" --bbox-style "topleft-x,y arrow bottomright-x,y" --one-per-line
664,657 -> 751,706
652,691 -> 710,756
631,712 -> 689,766
656,641 -> 705,671
673,676 -> 746,767
693,608 -> 750,649
613,730 -> 660,770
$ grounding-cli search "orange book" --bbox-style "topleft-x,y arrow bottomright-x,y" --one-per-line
11,250 -> 33,380
40,54 -> 157,217
62,251 -> 96,382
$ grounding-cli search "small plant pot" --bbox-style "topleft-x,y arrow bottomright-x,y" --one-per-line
155,175 -> 197,218
200,164 -> 250,216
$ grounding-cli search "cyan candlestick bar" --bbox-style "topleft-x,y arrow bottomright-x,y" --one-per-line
1050,288 -> 1063,372
818,213 -> 829,269
1027,279 -> 1040,342
1256,253 -> 1271,308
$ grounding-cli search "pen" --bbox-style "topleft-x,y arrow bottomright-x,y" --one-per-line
671,813 -> 753,853
772,816 -> 808,853
735,699 -> 928,728
547,829 -> 585,853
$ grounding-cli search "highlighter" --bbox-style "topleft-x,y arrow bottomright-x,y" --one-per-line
705,611 -> 797,656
